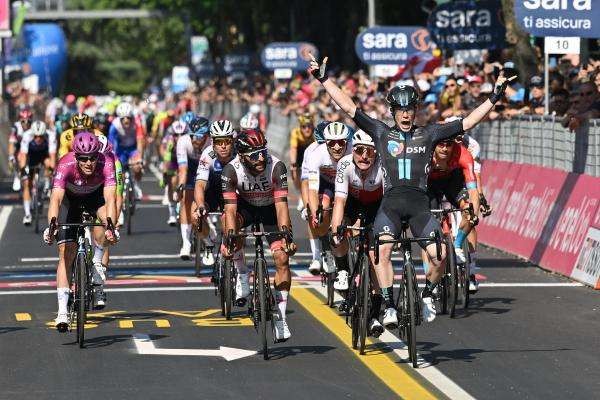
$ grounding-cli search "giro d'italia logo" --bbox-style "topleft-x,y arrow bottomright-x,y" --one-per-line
387,140 -> 404,157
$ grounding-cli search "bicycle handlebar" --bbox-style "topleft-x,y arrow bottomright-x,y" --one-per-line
374,230 -> 442,265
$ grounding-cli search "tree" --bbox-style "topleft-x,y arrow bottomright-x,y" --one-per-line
501,0 -> 538,82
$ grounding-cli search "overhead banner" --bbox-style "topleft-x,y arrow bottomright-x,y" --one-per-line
427,0 -> 506,50
260,42 -> 317,71
223,52 -> 253,74
354,26 -> 434,65
514,0 -> 600,38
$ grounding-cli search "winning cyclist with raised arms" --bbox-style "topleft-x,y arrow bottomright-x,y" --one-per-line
309,54 -> 515,322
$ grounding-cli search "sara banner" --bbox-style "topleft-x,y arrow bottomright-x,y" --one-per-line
514,0 -> 600,38
427,0 -> 506,50
260,42 -> 317,71
354,26 -> 433,65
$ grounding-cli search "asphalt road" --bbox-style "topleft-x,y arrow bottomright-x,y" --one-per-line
0,174 -> 598,400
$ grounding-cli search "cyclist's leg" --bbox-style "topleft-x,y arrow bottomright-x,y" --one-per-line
54,198 -> 79,326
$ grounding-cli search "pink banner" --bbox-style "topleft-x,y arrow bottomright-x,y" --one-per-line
479,160 -> 600,286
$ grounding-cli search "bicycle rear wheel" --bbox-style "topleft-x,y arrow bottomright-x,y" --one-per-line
447,243 -> 459,318
439,259 -> 449,315
358,255 -> 370,355
326,272 -> 335,307
405,262 -> 418,367
256,258 -> 269,360
75,251 -> 87,348
462,240 -> 471,309
349,266 -> 360,350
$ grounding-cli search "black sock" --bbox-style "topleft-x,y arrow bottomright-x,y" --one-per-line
370,294 -> 383,320
381,286 -> 394,308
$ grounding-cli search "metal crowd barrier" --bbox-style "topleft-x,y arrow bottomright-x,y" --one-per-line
470,115 -> 600,177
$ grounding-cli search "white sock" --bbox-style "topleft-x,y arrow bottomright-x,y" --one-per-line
23,200 -> 31,216
57,287 -> 70,315
309,238 -> 321,260
233,249 -> 247,274
168,202 -> 177,217
92,242 -> 105,265
275,290 -> 288,319
180,224 -> 191,245
202,236 -> 214,247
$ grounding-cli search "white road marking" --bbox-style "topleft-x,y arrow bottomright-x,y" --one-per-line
0,286 -> 215,295
148,163 -> 162,181
479,282 -> 584,287
0,206 -> 14,242
132,333 -> 257,361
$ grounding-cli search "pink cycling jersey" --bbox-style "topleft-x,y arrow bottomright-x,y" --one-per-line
53,152 -> 116,196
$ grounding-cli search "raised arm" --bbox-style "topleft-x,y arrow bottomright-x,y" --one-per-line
463,71 -> 516,131
308,54 -> 357,118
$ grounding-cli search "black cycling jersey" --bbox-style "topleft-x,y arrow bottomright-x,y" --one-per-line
353,109 -> 464,193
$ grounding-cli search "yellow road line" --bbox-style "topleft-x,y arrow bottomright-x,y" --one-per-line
15,313 -> 31,321
292,287 -> 438,400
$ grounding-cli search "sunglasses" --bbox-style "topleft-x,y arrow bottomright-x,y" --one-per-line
326,139 -> 347,148
76,155 -> 98,163
354,145 -> 376,157
242,148 -> 268,161
300,124 -> 313,129
213,137 -> 232,146
437,141 -> 454,148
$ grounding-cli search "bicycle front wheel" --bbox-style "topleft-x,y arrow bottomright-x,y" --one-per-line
194,233 -> 203,277
447,243 -> 459,318
224,259 -> 233,320
358,255 -> 370,355
75,251 -> 87,348
405,263 -> 418,367
256,258 -> 269,360
462,240 -> 471,309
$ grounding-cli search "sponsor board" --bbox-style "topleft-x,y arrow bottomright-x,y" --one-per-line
570,227 -> 600,289
514,0 -> 600,38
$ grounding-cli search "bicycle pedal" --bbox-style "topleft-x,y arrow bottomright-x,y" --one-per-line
235,298 -> 247,307
56,323 -> 68,333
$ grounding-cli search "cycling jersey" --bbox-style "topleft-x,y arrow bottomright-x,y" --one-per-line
300,141 -> 320,181
108,117 -> 143,150
352,109 -> 464,193
429,144 -> 477,189
221,154 -> 288,207
53,152 -> 116,196
176,135 -> 211,189
289,127 -> 314,150
161,133 -> 178,172
334,154 -> 384,204
20,129 -> 57,155
58,128 -> 105,158
462,134 -> 481,174
306,142 -> 351,191
196,145 -> 235,211
9,121 -> 28,151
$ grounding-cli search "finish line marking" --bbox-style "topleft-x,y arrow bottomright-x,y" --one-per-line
0,206 -> 14,242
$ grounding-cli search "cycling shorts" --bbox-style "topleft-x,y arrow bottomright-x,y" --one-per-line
345,196 -> 380,227
116,146 -> 139,167
184,159 -> 199,190
236,198 -> 280,247
27,150 -> 49,167
56,187 -> 105,244
428,169 -> 469,209
373,188 -> 440,249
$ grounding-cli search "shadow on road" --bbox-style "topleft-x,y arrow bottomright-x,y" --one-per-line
0,326 -> 27,334
451,296 -> 515,319
264,345 -> 336,360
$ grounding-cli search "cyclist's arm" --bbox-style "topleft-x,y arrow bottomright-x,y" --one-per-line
102,158 -> 118,223
459,147 -> 480,215
320,79 -> 357,118
135,120 -> 145,158
306,159 -> 321,220
57,130 -> 71,159
47,187 -> 65,225
272,161 -> 292,230
221,164 -> 238,234
176,138 -> 188,189
331,158 -> 350,233
194,179 -> 207,210
17,135 -> 29,169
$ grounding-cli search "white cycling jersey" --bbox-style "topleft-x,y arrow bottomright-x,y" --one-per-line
300,141 -> 320,181
176,135 -> 211,166
195,145 -> 234,182
335,154 -> 384,204
463,134 -> 481,174
306,142 -> 351,191
221,154 -> 288,207
20,129 -> 57,154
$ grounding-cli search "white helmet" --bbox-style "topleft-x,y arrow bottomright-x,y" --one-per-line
31,121 -> 47,136
97,134 -> 110,153
352,130 -> 375,147
210,120 -> 235,138
171,120 -> 188,136
249,104 -> 261,115
323,122 -> 349,141
240,113 -> 259,129
116,102 -> 133,118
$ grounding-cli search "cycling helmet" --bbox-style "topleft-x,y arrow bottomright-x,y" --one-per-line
210,120 -> 235,138
249,104 -> 261,115
313,121 -> 328,144
182,111 -> 195,125
116,102 -> 134,118
298,112 -> 314,126
72,131 -> 100,156
189,116 -> 210,138
70,112 -> 93,130
171,120 -> 188,136
240,113 -> 259,129
96,134 -> 113,154
352,130 -> 375,147
236,128 -> 267,154
323,122 -> 349,141
19,108 -> 33,121
31,121 -> 47,136
94,112 -> 109,126
386,85 -> 419,109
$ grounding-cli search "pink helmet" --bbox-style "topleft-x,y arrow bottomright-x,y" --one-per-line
73,131 -> 100,156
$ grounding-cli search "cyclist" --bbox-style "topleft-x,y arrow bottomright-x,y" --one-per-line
58,113 -> 103,158
55,113 -> 71,136
305,121 -> 351,274
9,108 -> 34,191
289,112 -> 315,211
220,128 -> 297,341
299,121 -> 328,270
194,120 -> 236,269
330,130 -> 386,335
176,116 -> 211,259
93,112 -> 110,136
310,55 -> 514,322
427,137 -> 480,291
160,120 -> 187,226
43,132 -> 118,330
108,102 -> 145,200
18,121 -> 57,225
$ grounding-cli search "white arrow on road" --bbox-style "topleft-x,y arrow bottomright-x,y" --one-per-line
132,333 -> 257,361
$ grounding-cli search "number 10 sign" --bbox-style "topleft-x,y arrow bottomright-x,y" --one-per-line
544,36 -> 580,55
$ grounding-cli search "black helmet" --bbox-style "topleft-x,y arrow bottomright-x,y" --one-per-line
386,85 -> 419,109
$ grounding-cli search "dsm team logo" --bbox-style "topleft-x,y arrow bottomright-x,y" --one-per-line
387,140 -> 404,157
